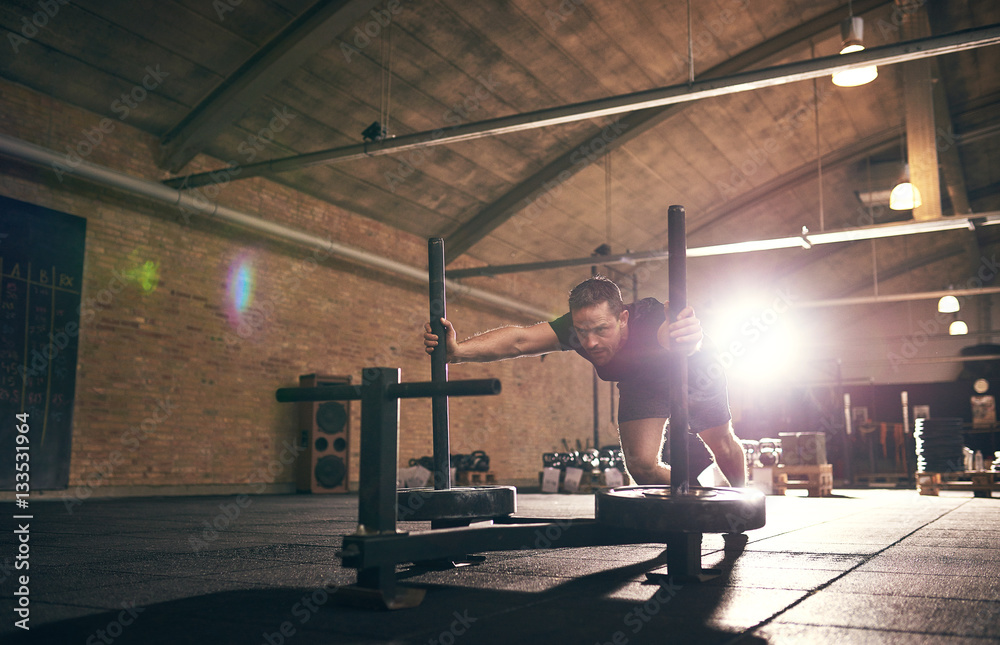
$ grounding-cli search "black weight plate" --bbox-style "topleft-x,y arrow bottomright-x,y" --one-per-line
316,401 -> 347,434
397,486 -> 516,521
596,486 -> 766,534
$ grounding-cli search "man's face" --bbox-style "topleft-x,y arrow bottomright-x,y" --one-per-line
571,301 -> 628,366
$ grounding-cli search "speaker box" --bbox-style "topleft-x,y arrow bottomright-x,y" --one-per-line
296,373 -> 351,493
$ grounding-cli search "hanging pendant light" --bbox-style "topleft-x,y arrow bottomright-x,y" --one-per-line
889,164 -> 922,210
949,320 -> 968,335
832,16 -> 879,87
937,294 -> 960,313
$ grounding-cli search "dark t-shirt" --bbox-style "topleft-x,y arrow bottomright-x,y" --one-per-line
548,298 -> 727,427
549,297 -> 672,384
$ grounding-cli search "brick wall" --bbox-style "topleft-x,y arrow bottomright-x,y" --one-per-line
0,79 -> 615,496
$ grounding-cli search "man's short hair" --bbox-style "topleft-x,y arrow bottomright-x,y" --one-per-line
568,275 -> 624,317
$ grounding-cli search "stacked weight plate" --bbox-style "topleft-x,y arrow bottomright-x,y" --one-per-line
914,417 -> 965,472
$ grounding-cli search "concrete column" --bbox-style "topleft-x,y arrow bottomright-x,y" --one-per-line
899,1 -> 942,220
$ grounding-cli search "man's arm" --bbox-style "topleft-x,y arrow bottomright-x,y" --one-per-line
424,318 -> 561,364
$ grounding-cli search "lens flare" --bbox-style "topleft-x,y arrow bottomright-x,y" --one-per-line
233,264 -> 254,312
703,293 -> 799,384
226,255 -> 257,329
122,258 -> 160,293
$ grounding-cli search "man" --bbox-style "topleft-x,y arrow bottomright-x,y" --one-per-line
423,275 -> 746,487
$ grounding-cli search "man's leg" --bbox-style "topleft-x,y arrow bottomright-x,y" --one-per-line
696,422 -> 746,487
618,418 -> 670,485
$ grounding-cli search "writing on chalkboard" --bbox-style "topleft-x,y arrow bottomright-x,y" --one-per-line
0,196 -> 86,490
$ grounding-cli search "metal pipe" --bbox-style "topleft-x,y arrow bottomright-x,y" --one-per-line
797,286 -> 1000,308
389,379 -> 501,399
448,211 -> 1000,278
668,205 -> 689,495
0,133 -> 551,321
275,378 -> 501,403
428,238 -> 451,490
357,367 -> 400,545
276,384 -> 363,402
163,24 -> 1000,189
591,264 -> 600,452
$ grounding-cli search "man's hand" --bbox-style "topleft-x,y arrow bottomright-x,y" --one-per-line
424,317 -> 459,362
658,305 -> 703,356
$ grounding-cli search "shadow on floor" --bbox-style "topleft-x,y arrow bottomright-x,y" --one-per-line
17,548 -> 769,645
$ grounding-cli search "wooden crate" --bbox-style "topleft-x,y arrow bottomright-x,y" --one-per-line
457,470 -> 496,485
750,466 -> 787,495
917,471 -> 998,497
854,473 -> 912,488
916,471 -> 942,496
778,464 -> 833,497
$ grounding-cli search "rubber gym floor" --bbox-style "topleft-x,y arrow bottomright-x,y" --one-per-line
2,488 -> 998,644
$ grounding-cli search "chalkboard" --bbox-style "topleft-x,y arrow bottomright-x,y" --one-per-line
0,195 -> 86,490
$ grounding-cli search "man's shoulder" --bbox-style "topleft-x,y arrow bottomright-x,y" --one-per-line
627,297 -> 665,323
548,310 -> 577,351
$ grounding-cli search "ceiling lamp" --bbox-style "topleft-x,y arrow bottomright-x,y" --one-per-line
938,294 -> 960,313
949,320 -> 968,335
832,16 -> 878,87
889,165 -> 922,210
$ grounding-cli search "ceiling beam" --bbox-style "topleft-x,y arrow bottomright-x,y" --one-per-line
899,1 -> 943,220
443,0 -> 893,262
160,19 -> 1000,190
446,211 -> 1000,278
452,107 -> 995,281
687,127 -> 904,239
921,1 -> 987,311
156,0 -> 382,173
933,62 -> 972,216
797,285 -> 1000,308
699,112 -> 1000,278
830,241 -> 969,299
445,127 -> 909,278
969,181 -> 1000,205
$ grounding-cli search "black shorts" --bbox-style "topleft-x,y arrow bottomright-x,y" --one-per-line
616,370 -> 732,433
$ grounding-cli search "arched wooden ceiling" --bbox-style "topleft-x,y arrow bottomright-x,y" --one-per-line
2,0 -> 999,380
